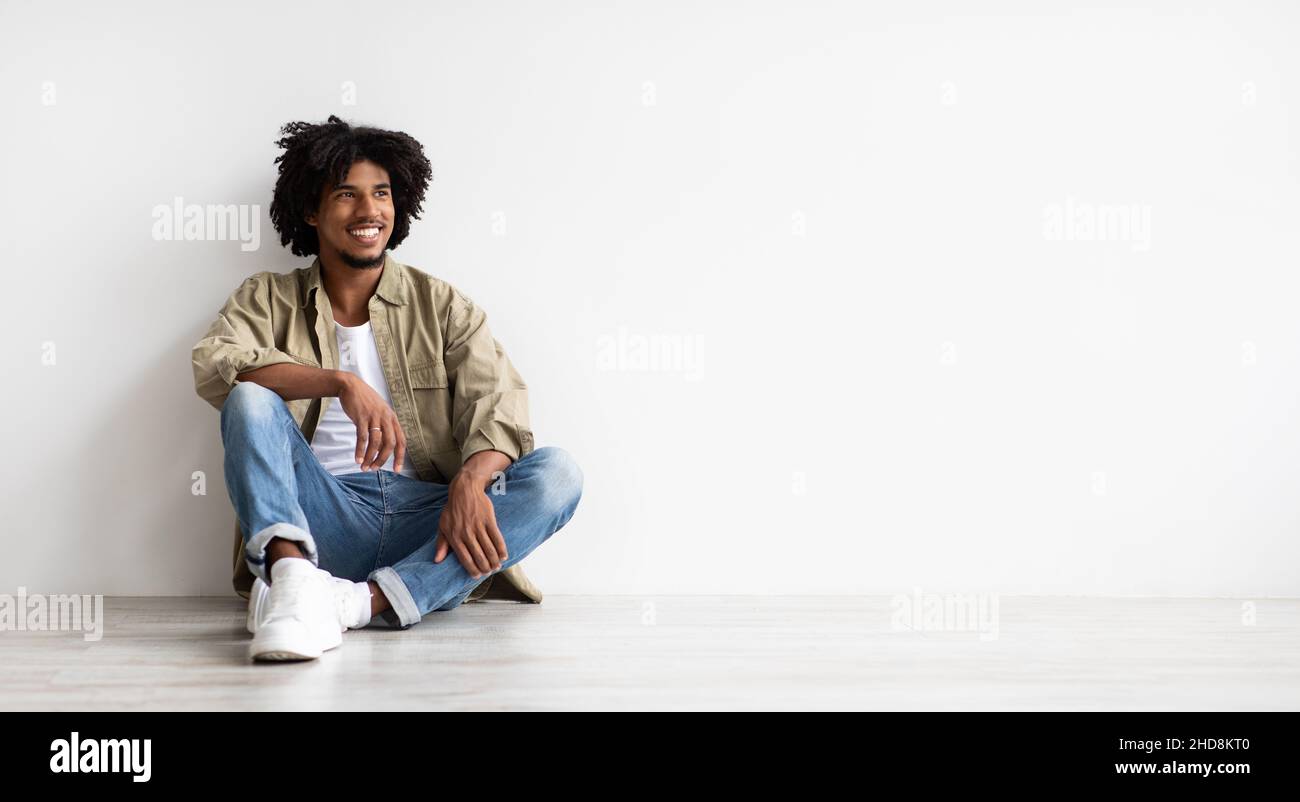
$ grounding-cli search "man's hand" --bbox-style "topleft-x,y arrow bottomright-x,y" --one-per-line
336,373 -> 407,473
434,451 -> 512,578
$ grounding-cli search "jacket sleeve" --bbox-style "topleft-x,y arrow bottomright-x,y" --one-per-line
444,288 -> 534,464
191,273 -> 300,411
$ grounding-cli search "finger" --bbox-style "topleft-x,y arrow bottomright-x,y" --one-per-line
364,426 -> 384,470
433,532 -> 447,563
487,514 -> 508,563
477,523 -> 502,571
477,525 -> 502,571
375,434 -> 396,473
474,519 -> 502,568
451,537 -> 481,578
393,429 -> 407,475
362,428 -> 380,470
354,420 -> 370,467
463,530 -> 493,575
374,415 -> 401,470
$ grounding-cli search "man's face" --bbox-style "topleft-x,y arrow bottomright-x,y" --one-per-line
307,158 -> 394,269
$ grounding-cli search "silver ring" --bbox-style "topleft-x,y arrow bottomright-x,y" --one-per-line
370,427 -> 382,431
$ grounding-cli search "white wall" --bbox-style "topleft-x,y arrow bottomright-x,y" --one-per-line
1,0 -> 1297,597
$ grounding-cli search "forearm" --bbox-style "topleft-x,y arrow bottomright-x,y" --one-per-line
235,362 -> 351,401
451,450 -> 512,492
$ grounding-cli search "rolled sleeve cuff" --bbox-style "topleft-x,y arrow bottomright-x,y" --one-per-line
216,347 -> 298,388
460,422 -> 534,466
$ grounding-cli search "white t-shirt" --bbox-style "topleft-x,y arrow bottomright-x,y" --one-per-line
310,319 -> 420,479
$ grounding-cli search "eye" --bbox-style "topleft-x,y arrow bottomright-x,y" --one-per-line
339,191 -> 354,198
376,190 -> 389,197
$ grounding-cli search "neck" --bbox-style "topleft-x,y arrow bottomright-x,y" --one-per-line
320,250 -> 384,326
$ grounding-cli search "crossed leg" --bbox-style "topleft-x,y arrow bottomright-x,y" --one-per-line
220,379 -> 583,630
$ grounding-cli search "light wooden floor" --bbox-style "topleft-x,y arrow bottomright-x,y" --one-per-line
1,596 -> 1297,711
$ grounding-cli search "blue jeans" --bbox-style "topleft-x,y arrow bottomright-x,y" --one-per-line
219,380 -> 583,629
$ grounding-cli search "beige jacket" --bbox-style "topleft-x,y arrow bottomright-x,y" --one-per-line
191,252 -> 542,604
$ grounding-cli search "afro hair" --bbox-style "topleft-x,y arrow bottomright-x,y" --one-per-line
269,115 -> 432,256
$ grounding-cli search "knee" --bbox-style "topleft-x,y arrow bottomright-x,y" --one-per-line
220,380 -> 286,432
527,446 -> 583,513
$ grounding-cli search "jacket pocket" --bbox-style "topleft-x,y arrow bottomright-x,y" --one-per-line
409,359 -> 456,459
408,358 -> 448,389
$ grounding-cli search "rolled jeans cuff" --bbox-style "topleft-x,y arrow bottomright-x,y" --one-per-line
245,522 -> 318,584
368,566 -> 421,629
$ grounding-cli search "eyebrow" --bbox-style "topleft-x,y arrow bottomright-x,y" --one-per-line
333,182 -> 392,191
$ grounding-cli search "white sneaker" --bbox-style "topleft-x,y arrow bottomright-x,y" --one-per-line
246,573 -> 372,634
248,558 -> 344,662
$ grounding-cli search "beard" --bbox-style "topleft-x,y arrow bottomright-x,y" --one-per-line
337,244 -> 386,270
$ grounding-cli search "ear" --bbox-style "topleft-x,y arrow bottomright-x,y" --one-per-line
306,212 -> 317,227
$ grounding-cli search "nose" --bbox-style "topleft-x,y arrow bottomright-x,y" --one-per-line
357,192 -> 380,221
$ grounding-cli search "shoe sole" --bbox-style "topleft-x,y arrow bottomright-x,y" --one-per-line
252,649 -> 319,662
250,638 -> 340,662
249,628 -> 341,662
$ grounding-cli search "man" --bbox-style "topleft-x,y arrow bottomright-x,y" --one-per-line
191,115 -> 582,662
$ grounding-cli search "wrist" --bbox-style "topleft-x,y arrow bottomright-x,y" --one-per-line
331,370 -> 355,396
451,470 -> 492,492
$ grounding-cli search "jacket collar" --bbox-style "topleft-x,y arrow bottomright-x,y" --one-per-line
300,251 -> 407,309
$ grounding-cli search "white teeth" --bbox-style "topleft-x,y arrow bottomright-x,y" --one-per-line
349,227 -> 379,238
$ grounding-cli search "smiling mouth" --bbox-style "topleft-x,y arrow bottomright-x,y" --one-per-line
346,225 -> 383,245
